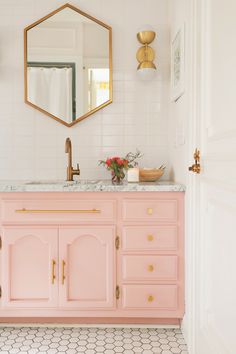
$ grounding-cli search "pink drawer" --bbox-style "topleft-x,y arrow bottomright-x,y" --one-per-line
1,199 -> 116,223
122,199 -> 178,222
122,255 -> 178,281
122,284 -> 178,310
122,226 -> 178,251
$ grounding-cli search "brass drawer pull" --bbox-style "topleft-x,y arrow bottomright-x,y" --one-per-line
148,295 -> 154,302
51,259 -> 56,284
147,234 -> 154,241
147,264 -> 154,272
147,208 -> 153,215
62,260 -> 66,285
116,285 -> 120,300
15,208 -> 101,214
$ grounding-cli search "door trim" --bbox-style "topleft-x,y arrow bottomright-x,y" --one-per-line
181,0 -> 205,353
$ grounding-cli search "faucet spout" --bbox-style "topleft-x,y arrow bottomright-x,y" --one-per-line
65,137 -> 71,153
65,137 -> 72,169
65,137 -> 80,181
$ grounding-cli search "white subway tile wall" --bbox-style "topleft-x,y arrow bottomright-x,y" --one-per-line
0,0 -> 170,180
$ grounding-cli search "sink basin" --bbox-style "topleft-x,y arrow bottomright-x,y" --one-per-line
25,180 -> 99,186
25,180 -> 74,185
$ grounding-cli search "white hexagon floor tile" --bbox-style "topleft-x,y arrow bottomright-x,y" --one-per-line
0,327 -> 188,353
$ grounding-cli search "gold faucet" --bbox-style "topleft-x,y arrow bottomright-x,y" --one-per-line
65,137 -> 80,181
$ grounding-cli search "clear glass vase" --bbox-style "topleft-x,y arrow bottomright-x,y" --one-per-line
111,171 -> 124,185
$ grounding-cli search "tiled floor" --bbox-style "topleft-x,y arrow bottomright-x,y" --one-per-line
0,327 -> 188,354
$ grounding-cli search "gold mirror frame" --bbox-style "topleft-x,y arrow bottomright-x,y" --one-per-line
24,3 -> 112,127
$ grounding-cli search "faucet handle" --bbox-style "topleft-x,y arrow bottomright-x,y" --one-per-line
73,163 -> 80,176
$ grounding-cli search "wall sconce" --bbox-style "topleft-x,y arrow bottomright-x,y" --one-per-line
136,28 -> 156,80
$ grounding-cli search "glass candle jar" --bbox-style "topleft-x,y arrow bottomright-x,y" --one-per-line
127,167 -> 139,183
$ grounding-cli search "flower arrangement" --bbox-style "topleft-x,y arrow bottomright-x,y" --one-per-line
99,150 -> 142,184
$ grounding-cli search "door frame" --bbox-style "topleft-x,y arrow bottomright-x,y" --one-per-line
182,0 -> 206,352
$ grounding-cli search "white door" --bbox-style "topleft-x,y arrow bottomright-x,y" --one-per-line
189,0 -> 236,353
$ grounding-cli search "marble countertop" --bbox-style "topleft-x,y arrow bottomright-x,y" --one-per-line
0,180 -> 185,192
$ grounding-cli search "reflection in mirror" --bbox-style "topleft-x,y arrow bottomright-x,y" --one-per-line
25,4 -> 112,127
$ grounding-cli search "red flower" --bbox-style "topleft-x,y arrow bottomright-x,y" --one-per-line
117,158 -> 123,166
106,158 -> 111,166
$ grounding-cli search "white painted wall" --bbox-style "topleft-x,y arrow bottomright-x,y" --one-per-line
168,0 -> 190,185
0,0 -> 170,181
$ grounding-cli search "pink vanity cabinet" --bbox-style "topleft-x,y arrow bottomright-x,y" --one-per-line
0,191 -> 184,324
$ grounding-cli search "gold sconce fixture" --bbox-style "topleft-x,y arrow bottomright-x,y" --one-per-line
136,27 -> 156,80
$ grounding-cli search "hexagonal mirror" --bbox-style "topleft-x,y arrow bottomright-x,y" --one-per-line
24,4 -> 112,127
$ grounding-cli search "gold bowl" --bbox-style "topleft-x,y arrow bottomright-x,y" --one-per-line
139,168 -> 164,182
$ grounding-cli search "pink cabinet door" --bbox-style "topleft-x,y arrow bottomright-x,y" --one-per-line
59,226 -> 115,309
2,227 -> 58,308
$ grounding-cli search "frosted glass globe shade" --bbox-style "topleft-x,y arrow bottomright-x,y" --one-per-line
137,67 -> 156,81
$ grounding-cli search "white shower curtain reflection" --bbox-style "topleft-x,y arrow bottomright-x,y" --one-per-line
27,67 -> 73,123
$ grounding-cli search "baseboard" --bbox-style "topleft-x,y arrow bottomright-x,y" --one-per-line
0,317 -> 180,328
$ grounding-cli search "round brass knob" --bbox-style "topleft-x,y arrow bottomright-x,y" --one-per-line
147,264 -> 154,272
147,208 -> 153,215
147,234 -> 154,241
148,295 -> 154,302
